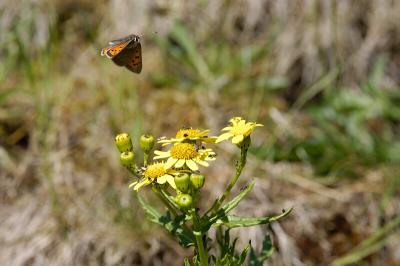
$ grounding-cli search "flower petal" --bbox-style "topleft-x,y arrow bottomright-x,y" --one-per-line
216,133 -> 233,143
165,175 -> 176,189
175,159 -> 186,168
128,181 -> 137,188
133,178 -> 152,191
199,129 -> 210,135
157,175 -> 168,184
186,160 -> 198,171
196,160 -> 209,167
232,135 -> 244,144
202,136 -> 217,143
238,120 -> 246,127
165,157 -> 178,169
221,126 -> 232,131
153,150 -> 170,159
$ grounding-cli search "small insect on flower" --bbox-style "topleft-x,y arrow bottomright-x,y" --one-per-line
158,127 -> 216,146
101,34 -> 142,73
216,117 -> 263,144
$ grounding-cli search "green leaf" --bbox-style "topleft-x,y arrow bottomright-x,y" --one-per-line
212,208 -> 293,228
221,182 -> 255,214
137,194 -> 163,223
249,234 -> 274,266
236,244 -> 250,266
293,68 -> 339,110
206,182 -> 255,228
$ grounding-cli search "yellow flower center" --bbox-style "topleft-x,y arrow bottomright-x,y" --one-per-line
170,143 -> 198,159
175,128 -> 202,139
144,162 -> 166,179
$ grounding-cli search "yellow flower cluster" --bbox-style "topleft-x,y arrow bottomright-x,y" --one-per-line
127,118 -> 262,191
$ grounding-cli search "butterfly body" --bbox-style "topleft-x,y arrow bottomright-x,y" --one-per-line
101,34 -> 142,73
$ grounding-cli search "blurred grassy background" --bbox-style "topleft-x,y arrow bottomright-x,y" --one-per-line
1,0 -> 400,265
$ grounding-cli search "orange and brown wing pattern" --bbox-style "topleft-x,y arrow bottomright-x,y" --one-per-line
124,43 -> 142,73
101,41 -> 130,59
101,34 -> 142,74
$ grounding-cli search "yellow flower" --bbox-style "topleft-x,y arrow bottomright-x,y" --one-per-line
158,127 -> 216,146
153,143 -> 216,171
216,117 -> 263,144
129,162 -> 176,191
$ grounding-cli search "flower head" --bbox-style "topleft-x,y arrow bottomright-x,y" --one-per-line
153,143 -> 216,171
140,134 -> 155,153
216,117 -> 263,144
129,162 -> 176,191
158,127 -> 216,146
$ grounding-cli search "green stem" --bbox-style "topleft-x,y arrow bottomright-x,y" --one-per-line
159,188 -> 182,211
153,187 -> 179,217
206,142 -> 249,215
126,164 -> 141,178
143,153 -> 149,167
153,187 -> 194,240
192,210 -> 208,266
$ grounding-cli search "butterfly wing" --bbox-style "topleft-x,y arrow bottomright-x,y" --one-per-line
101,40 -> 130,59
124,43 -> 142,73
101,34 -> 141,73
108,34 -> 138,45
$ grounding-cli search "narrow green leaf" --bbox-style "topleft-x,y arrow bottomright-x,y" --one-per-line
221,181 -> 255,214
137,194 -> 162,223
212,208 -> 293,228
236,244 -> 250,266
168,23 -> 212,82
249,234 -> 274,266
206,182 -> 255,227
293,68 -> 339,110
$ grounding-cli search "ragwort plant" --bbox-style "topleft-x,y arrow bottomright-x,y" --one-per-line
115,117 -> 292,266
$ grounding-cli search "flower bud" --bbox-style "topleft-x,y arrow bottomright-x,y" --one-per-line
174,173 -> 190,193
190,173 -> 205,189
115,133 -> 133,153
120,151 -> 135,167
175,193 -> 192,209
140,134 -> 155,154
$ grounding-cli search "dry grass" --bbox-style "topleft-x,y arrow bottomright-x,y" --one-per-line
1,0 -> 400,265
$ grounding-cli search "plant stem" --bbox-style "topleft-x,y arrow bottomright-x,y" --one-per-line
126,164 -> 141,179
194,231 -> 208,266
206,141 -> 249,215
153,187 -> 194,242
192,210 -> 208,266
143,153 -> 149,167
153,187 -> 179,217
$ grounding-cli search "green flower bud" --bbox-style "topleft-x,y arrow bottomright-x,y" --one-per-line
120,151 -> 135,167
140,134 -> 155,154
175,193 -> 192,209
115,133 -> 133,153
190,173 -> 205,189
174,173 -> 190,193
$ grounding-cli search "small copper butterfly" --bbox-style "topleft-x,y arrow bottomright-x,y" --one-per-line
101,34 -> 142,73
